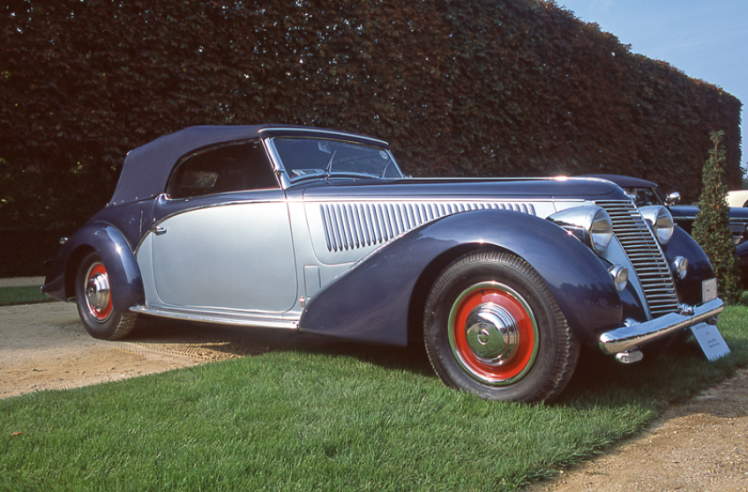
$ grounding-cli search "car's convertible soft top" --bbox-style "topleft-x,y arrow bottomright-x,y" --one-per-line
109,125 -> 389,206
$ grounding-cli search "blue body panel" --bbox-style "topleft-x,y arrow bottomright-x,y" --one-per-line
42,221 -> 144,311
662,226 -> 715,306
298,176 -> 622,201
299,209 -> 623,347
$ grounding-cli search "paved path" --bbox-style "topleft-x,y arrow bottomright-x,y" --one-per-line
0,277 -> 46,288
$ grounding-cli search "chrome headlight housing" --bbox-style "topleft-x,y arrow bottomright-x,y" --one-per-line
608,265 -> 629,292
548,206 -> 614,254
639,205 -> 674,245
671,256 -> 688,280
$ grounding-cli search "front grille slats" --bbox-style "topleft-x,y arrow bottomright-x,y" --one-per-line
597,200 -> 680,317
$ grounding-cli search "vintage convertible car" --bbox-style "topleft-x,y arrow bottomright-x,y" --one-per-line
43,126 -> 724,403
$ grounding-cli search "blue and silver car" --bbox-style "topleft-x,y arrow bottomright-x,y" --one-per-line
43,125 -> 725,402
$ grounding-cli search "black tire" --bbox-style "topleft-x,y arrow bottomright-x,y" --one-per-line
74,252 -> 137,340
423,250 -> 579,403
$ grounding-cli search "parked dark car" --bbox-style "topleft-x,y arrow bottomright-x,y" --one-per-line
43,126 -> 724,403
583,174 -> 748,244
585,174 -> 748,287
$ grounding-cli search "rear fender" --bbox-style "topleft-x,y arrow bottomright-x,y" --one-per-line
299,209 -> 622,346
43,222 -> 144,311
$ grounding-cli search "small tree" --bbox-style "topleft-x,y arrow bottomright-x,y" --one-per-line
692,130 -> 741,303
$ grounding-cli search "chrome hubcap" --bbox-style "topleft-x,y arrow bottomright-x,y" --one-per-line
449,281 -> 539,386
465,303 -> 520,365
86,273 -> 110,312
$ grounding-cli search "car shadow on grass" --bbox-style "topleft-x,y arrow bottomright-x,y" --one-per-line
124,314 -> 437,378
124,315 -> 739,406
556,338 -> 738,409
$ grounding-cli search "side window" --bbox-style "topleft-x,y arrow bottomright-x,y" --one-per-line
168,140 -> 278,199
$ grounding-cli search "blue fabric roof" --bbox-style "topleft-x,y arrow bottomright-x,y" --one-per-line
108,125 -> 388,206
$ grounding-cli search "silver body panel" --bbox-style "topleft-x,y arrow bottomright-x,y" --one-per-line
134,191 -> 664,332
305,199 -> 553,264
134,191 -> 586,324
150,200 -> 297,312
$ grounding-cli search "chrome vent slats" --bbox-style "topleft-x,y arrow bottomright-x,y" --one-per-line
320,201 -> 536,253
596,200 -> 679,317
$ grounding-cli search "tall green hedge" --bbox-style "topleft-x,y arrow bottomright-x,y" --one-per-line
0,0 -> 742,274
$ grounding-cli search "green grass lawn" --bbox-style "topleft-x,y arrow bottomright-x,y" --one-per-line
0,286 -> 52,306
1,306 -> 746,491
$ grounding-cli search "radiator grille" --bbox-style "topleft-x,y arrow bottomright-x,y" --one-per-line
320,201 -> 536,252
597,200 -> 679,317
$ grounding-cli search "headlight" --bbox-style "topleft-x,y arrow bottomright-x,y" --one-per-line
639,206 -> 674,244
608,265 -> 629,292
671,256 -> 688,280
548,206 -> 614,254
590,208 -> 614,252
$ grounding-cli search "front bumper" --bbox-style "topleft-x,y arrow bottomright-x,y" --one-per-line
598,298 -> 724,355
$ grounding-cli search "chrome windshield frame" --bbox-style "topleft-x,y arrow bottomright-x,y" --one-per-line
263,136 -> 404,190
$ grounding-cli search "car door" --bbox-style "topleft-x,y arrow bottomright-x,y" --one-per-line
148,139 -> 298,313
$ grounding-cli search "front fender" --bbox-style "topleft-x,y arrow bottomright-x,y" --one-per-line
42,222 -> 144,311
300,209 -> 622,347
662,226 -> 716,305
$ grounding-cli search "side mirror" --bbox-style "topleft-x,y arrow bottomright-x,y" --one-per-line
667,192 -> 681,205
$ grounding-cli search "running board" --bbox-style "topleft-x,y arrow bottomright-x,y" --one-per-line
130,305 -> 299,330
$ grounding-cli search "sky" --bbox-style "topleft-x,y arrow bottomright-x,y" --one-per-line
558,0 -> 748,169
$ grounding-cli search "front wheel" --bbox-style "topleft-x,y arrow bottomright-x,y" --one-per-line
74,252 -> 137,340
423,251 -> 579,403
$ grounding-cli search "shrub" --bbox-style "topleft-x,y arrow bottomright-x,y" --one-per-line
692,130 -> 741,304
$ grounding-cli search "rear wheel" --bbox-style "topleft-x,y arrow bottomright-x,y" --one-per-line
423,250 -> 579,403
75,252 -> 137,340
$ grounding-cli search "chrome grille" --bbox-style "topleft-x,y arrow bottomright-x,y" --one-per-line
320,201 -> 536,252
596,200 -> 679,317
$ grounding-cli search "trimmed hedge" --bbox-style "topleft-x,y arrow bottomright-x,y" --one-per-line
0,0 -> 742,276
0,229 -> 74,277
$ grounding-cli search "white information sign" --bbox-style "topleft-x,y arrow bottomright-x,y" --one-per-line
690,323 -> 731,361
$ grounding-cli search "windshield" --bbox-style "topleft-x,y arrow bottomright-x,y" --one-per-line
624,186 -> 665,206
272,137 -> 404,181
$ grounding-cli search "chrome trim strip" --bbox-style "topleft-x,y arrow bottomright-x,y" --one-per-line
130,305 -> 299,329
263,138 -> 292,189
133,197 -> 284,256
258,127 -> 389,147
599,298 -> 724,354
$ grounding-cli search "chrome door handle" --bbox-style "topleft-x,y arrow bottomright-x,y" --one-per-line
154,227 -> 167,235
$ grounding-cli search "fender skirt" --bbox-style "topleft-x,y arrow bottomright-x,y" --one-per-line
299,209 -> 622,347
42,222 -> 144,312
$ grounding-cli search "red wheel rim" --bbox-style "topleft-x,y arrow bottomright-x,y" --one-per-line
449,282 -> 538,385
85,262 -> 113,322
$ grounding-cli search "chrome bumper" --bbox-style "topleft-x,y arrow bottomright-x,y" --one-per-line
598,298 -> 724,355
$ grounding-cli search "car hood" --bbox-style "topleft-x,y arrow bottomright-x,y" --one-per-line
670,205 -> 748,219
296,176 -> 627,201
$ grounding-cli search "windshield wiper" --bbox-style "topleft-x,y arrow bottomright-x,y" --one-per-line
380,157 -> 393,178
324,150 -> 337,181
